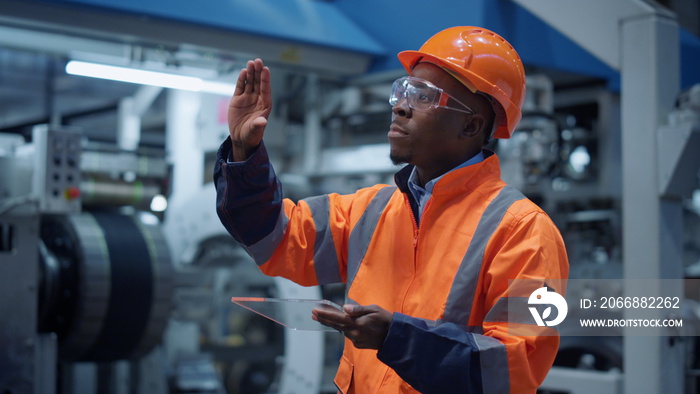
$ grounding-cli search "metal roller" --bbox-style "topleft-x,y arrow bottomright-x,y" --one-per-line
39,212 -> 174,362
80,178 -> 162,209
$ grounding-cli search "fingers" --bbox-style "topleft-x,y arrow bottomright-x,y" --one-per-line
244,60 -> 254,94
343,304 -> 377,317
259,65 -> 271,99
312,308 -> 352,332
343,304 -> 359,315
313,316 -> 344,333
312,306 -> 350,323
313,304 -> 392,350
234,68 -> 246,97
240,59 -> 266,95
251,116 -> 268,131
253,60 -> 262,93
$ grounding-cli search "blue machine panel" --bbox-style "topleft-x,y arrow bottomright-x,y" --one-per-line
36,0 -> 700,89
334,0 -> 700,90
35,0 -> 386,55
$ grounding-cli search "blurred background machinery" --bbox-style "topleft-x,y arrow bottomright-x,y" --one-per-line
0,123 -> 332,394
1,1 -> 700,394
0,125 -> 174,393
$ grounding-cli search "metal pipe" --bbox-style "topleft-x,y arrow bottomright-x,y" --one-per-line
80,178 -> 160,208
303,73 -> 321,175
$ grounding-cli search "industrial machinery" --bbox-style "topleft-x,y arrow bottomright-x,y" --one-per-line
0,125 -> 174,393
0,122 -> 331,394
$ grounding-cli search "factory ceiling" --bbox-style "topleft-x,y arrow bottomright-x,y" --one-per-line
1,0 -> 699,146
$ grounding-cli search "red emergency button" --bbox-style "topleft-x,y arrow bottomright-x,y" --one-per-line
64,186 -> 81,200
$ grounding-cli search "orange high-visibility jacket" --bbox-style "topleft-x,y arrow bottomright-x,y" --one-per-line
215,140 -> 569,393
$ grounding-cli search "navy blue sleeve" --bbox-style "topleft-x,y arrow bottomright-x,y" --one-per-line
376,313 -> 485,394
213,138 -> 283,246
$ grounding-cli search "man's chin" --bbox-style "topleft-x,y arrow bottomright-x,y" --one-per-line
389,152 -> 410,166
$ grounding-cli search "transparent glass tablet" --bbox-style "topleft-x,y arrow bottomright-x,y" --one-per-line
231,297 -> 343,332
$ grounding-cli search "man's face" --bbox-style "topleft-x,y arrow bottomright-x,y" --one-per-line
388,63 -> 475,170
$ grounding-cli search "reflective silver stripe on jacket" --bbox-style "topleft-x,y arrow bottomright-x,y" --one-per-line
346,186 -> 397,297
304,194 -> 342,284
443,185 -> 525,325
247,207 -> 289,265
443,185 -> 525,394
484,297 -> 543,325
473,334 -> 510,394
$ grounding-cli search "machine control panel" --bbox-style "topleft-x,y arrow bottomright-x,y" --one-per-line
32,125 -> 82,214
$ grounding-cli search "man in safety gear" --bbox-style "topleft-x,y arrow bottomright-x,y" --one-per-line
215,26 -> 569,393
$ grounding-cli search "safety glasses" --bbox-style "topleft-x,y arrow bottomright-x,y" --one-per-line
389,76 -> 475,115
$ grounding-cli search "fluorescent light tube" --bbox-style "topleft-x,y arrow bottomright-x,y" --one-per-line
65,60 -> 234,96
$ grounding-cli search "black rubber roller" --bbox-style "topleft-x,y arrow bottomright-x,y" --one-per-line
39,212 -> 173,362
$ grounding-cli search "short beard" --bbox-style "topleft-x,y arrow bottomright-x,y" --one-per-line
390,152 -> 410,166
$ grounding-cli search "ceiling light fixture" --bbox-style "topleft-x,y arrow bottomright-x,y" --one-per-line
65,60 -> 235,96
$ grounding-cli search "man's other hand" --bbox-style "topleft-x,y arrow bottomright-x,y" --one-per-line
312,303 -> 392,350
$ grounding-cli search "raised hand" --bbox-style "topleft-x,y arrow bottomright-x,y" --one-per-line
228,58 -> 271,161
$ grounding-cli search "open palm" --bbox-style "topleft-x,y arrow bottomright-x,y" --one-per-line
228,58 -> 271,161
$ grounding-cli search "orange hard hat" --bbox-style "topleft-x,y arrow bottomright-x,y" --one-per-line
398,26 -> 526,139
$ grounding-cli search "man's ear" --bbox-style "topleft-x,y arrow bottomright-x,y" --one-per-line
461,115 -> 486,138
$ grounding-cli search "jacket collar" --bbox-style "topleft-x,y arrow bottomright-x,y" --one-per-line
394,149 -> 499,196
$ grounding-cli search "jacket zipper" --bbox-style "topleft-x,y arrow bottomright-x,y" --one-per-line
404,194 -> 420,248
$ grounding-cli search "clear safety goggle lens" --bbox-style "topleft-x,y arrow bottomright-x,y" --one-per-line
389,76 -> 474,114
390,76 -> 440,111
